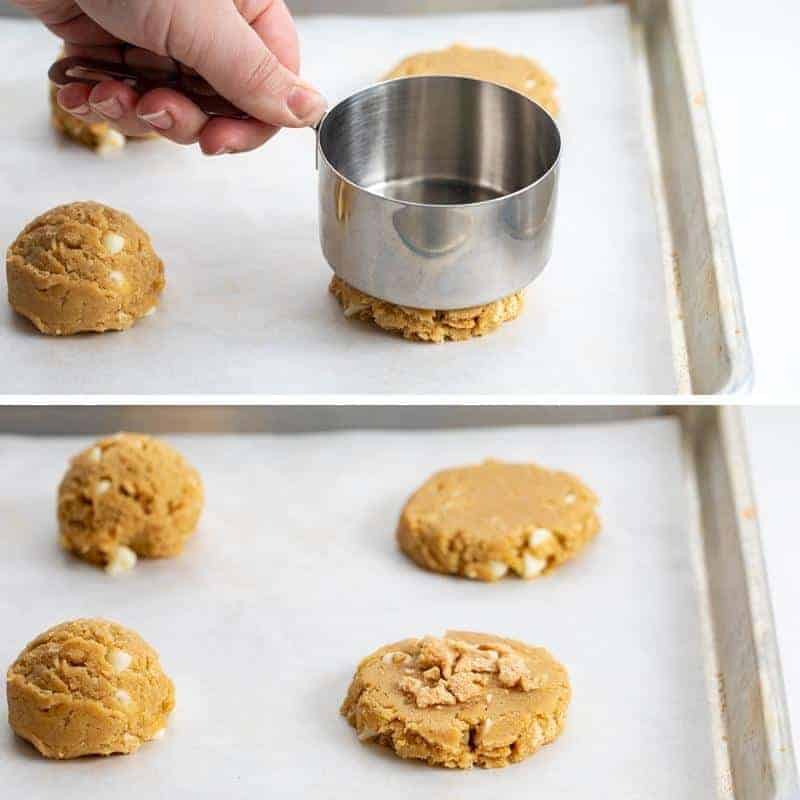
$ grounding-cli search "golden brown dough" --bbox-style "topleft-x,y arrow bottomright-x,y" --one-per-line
385,43 -> 559,116
6,201 -> 164,335
58,433 -> 203,572
397,459 -> 600,581
330,276 -> 523,343
7,618 -> 175,759
341,630 -> 570,768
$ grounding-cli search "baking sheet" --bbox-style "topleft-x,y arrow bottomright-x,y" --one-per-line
1,418 -> 716,797
0,5 -> 675,395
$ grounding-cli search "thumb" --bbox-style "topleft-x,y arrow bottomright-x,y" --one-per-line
168,2 -> 326,128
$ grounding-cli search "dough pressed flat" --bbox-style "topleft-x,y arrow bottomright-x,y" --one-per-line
330,44 -> 558,342
341,630 -> 570,769
330,276 -> 524,343
397,460 -> 600,581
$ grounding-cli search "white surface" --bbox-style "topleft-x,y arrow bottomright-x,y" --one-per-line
693,0 -> 800,395
0,418 -> 716,797
743,408 -> 800,761
0,5 -> 674,396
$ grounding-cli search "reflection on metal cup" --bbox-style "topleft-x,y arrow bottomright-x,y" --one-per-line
317,75 -> 561,310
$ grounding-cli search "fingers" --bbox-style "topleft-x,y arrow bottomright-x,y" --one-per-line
135,88 -> 209,145
86,80 -> 152,137
166,1 -> 326,129
197,118 -> 281,156
57,80 -> 151,139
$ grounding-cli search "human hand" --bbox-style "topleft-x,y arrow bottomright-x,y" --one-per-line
14,0 -> 326,154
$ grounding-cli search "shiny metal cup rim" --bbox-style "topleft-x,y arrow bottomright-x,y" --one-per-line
316,74 -> 562,208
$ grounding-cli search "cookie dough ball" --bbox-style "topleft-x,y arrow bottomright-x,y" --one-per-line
330,276 -> 523,343
385,43 -> 559,117
7,618 -> 175,759
6,201 -> 164,335
397,460 -> 600,581
58,433 -> 203,573
341,630 -> 570,769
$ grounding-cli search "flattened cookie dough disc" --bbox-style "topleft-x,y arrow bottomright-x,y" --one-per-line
7,618 -> 175,759
341,630 -> 570,769
330,276 -> 523,343
58,432 -> 204,572
6,201 -> 164,335
397,459 -> 600,581
384,43 -> 559,117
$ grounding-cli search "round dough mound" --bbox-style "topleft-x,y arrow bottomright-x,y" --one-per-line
397,459 -> 600,581
7,618 -> 175,759
6,201 -> 165,335
58,433 -> 204,569
341,630 -> 570,769
385,43 -> 559,117
330,276 -> 523,343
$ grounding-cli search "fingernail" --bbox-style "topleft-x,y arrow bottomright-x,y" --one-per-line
207,146 -> 233,156
91,97 -> 123,120
64,102 -> 90,116
138,109 -> 173,131
287,87 -> 327,123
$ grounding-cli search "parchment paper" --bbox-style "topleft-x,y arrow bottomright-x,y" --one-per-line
1,417 -> 715,797
0,5 -> 674,395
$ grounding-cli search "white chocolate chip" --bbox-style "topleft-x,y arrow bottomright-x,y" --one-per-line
108,648 -> 132,672
108,269 -> 126,287
564,492 -> 577,505
529,528 -> 553,547
102,231 -> 126,255
357,725 -> 379,741
105,545 -> 137,576
382,651 -> 411,665
488,561 -> 509,580
344,302 -> 369,318
96,479 -> 111,495
143,306 -> 157,317
97,128 -> 125,157
481,718 -> 494,738
88,447 -> 102,463
115,689 -> 132,706
523,552 -> 547,579
524,78 -> 538,89
486,693 -> 493,703
151,728 -> 166,741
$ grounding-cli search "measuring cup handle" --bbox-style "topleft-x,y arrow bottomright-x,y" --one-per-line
48,56 -> 250,120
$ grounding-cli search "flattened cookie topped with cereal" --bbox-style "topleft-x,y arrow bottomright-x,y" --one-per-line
341,630 -> 570,769
397,459 -> 600,581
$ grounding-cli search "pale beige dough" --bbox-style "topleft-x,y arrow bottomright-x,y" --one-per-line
7,618 -> 175,759
397,459 -> 600,581
385,43 -> 559,116
58,433 -> 204,571
331,44 -> 558,342
6,201 -> 165,335
341,630 -> 570,769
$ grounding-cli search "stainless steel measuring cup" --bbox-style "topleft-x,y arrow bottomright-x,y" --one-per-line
50,57 -> 561,310
317,76 -> 560,309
